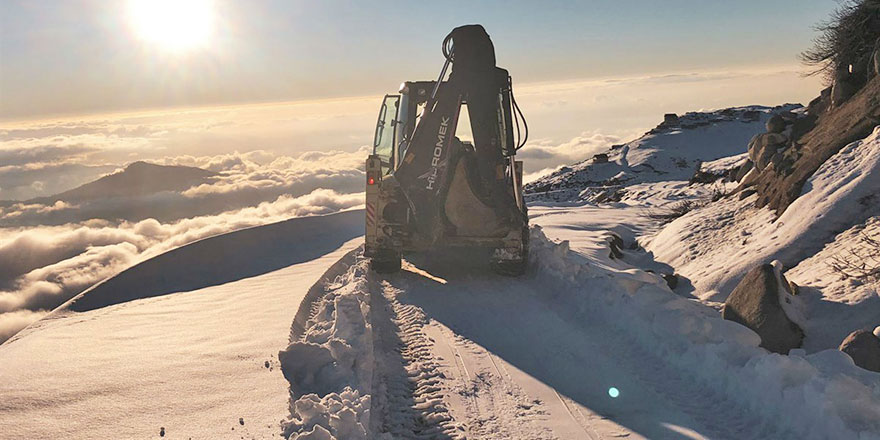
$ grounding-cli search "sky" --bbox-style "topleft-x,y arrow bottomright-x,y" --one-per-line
0,0 -> 837,201
0,0 -> 843,343
1,0 -> 835,119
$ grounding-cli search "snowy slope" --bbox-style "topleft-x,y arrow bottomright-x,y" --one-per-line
0,210 -> 363,439
785,216 -> 880,353
648,126 -> 880,301
526,105 -> 799,203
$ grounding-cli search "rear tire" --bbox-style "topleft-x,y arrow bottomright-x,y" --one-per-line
370,249 -> 401,274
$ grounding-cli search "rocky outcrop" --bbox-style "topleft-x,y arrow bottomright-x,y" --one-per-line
722,263 -> 805,354
753,76 -> 880,215
766,114 -> 786,134
831,72 -> 860,109
740,114 -> 796,183
839,329 -> 880,372
748,132 -> 789,172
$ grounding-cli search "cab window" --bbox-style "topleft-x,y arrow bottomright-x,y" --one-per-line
373,94 -> 400,174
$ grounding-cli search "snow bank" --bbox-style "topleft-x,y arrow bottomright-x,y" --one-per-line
531,227 -> 880,440
279,250 -> 374,439
649,126 -> 880,300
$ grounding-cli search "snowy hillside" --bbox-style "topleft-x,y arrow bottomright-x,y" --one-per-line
526,105 -> 800,204
648,126 -> 880,301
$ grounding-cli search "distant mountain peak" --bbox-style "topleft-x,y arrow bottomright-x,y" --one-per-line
36,161 -> 218,204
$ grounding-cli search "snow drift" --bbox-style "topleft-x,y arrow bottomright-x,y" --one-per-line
279,249 -> 373,439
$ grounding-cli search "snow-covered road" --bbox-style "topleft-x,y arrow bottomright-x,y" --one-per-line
316,249 -> 798,439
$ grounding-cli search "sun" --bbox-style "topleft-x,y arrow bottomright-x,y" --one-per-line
127,0 -> 215,52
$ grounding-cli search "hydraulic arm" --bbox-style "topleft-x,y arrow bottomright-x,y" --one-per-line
392,25 -> 526,242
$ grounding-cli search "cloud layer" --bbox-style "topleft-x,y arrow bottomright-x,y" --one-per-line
0,188 -> 363,343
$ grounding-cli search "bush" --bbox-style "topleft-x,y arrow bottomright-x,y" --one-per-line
828,232 -> 880,281
647,200 -> 701,222
801,0 -> 880,83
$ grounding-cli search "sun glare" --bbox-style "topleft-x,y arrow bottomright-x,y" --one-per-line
127,0 -> 215,52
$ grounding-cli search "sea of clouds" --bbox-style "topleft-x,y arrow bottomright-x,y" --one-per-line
0,139 -> 369,342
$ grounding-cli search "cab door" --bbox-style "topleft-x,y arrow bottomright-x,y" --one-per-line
366,94 -> 400,255
372,94 -> 400,175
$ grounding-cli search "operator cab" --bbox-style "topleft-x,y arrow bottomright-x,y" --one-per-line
371,81 -> 438,176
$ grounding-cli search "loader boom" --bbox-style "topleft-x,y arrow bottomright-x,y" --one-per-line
393,25 -> 524,240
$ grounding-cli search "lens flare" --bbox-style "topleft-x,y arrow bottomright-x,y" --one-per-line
608,387 -> 620,398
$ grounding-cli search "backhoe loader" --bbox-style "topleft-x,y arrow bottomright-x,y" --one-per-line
364,24 -> 529,275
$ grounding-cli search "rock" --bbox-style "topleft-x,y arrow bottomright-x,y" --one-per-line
608,233 -> 624,259
739,188 -> 757,200
753,76 -> 880,215
592,153 -> 609,163
663,113 -> 680,125
722,264 -> 805,354
748,132 -> 788,171
734,160 -> 754,183
662,273 -> 678,290
838,329 -> 880,372
831,77 -> 858,108
690,168 -> 720,184
777,111 -> 798,123
807,86 -> 832,116
766,114 -> 786,134
789,114 -> 818,142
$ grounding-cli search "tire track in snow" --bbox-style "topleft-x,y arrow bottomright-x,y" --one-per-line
488,349 -> 599,440
386,264 -> 557,440
387,249 -> 804,440
427,324 -> 557,440
369,277 -> 462,439
587,320 -> 799,440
